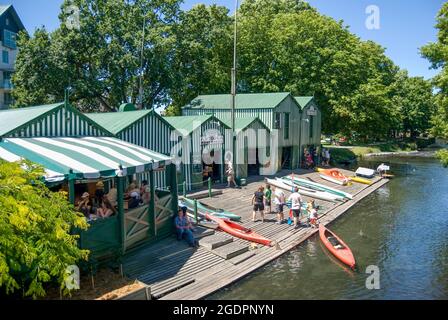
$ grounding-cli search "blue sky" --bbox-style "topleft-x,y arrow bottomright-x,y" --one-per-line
4,0 -> 444,79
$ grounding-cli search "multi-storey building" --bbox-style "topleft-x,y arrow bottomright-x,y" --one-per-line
0,5 -> 25,109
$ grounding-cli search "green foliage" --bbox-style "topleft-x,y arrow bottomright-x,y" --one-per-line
0,160 -> 88,299
435,149 -> 448,167
421,2 -> 448,139
13,0 -> 182,112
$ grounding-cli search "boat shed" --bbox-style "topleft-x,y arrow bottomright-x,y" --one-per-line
85,105 -> 175,188
221,117 -> 271,180
163,115 -> 230,191
294,96 -> 322,166
181,92 -> 303,172
0,102 -> 112,138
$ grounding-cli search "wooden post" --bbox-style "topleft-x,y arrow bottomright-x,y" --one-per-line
149,169 -> 156,238
183,181 -> 186,197
68,178 -> 75,205
117,175 -> 126,254
208,177 -> 212,198
169,164 -> 179,219
194,199 -> 198,225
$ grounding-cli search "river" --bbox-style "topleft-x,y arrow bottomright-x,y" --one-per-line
209,156 -> 448,300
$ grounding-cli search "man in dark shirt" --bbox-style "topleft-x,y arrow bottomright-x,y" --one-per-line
251,186 -> 265,222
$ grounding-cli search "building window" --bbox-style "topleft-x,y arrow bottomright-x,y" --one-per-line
3,71 -> 12,89
3,30 -> 17,49
4,93 -> 13,106
2,50 -> 8,64
284,113 -> 290,139
309,116 -> 314,139
274,113 -> 281,129
5,18 -> 9,26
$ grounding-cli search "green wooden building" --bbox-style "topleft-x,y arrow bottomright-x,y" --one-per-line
0,103 -> 178,261
182,92 -> 321,172
85,105 -> 176,188
163,115 -> 230,191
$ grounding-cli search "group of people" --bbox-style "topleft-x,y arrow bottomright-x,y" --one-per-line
75,179 -> 151,220
251,185 -> 319,228
303,146 -> 331,168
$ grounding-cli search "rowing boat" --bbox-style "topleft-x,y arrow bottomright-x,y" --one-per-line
179,198 -> 242,221
266,178 -> 344,202
316,168 -> 349,185
206,214 -> 273,246
319,224 -> 356,269
284,175 -> 353,200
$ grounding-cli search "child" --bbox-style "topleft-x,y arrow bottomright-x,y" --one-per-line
264,184 -> 272,214
307,201 -> 319,228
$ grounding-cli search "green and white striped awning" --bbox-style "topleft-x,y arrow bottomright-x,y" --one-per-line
0,137 -> 172,182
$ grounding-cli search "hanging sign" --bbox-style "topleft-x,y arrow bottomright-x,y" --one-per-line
201,130 -> 223,145
307,106 -> 317,116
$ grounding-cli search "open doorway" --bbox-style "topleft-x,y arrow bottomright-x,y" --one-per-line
247,147 -> 260,176
281,147 -> 292,169
202,148 -> 222,183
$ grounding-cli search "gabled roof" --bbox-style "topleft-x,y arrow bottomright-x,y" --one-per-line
0,5 -> 25,31
294,96 -> 314,110
163,115 -> 229,135
85,109 -> 174,135
184,92 -> 292,110
221,117 -> 270,133
0,103 -> 64,136
0,102 -> 113,138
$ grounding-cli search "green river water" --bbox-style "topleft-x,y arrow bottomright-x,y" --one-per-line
209,156 -> 448,300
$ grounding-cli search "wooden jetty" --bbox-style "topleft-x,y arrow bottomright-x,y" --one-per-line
122,168 -> 389,300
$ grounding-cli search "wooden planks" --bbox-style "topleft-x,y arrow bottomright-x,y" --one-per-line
123,169 -> 388,300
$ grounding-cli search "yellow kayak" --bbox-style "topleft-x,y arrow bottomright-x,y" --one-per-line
349,176 -> 372,185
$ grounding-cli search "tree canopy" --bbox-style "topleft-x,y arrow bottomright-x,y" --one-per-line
0,160 -> 88,298
421,1 -> 448,139
12,0 -> 436,139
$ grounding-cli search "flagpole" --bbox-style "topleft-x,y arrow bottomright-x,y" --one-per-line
231,0 -> 238,174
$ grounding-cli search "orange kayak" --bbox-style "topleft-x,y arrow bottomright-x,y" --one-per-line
206,214 -> 273,246
319,224 -> 356,269
317,168 -> 349,185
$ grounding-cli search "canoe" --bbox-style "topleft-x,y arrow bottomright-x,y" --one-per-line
355,167 -> 375,178
179,198 -> 242,221
284,175 -> 353,200
206,214 -> 273,246
349,176 -> 372,185
319,224 -> 356,269
266,178 -> 344,203
317,168 -> 349,185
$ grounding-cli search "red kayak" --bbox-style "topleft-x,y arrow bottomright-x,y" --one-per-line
206,214 -> 273,246
319,224 -> 356,269
317,168 -> 350,185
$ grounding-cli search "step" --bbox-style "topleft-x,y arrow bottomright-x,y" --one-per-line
210,242 -> 249,260
228,250 -> 256,265
193,226 -> 215,240
198,234 -> 233,250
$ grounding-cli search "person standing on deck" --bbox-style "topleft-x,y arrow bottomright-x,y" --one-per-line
273,186 -> 286,224
264,184 -> 272,214
325,149 -> 331,166
287,186 -> 302,228
251,186 -> 265,222
226,161 -> 237,188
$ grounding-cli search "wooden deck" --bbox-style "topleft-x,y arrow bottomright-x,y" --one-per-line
122,168 -> 389,300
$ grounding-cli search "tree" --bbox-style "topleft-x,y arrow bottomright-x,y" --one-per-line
0,160 -> 88,299
13,0 -> 182,112
421,2 -> 448,139
165,4 -> 233,116
391,70 -> 436,137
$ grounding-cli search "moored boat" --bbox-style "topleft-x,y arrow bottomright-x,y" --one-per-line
319,224 -> 356,269
206,214 -> 273,246
317,168 -> 350,185
349,176 -> 372,185
179,198 -> 242,221
355,167 -> 375,178
284,175 -> 354,200
266,178 -> 344,202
